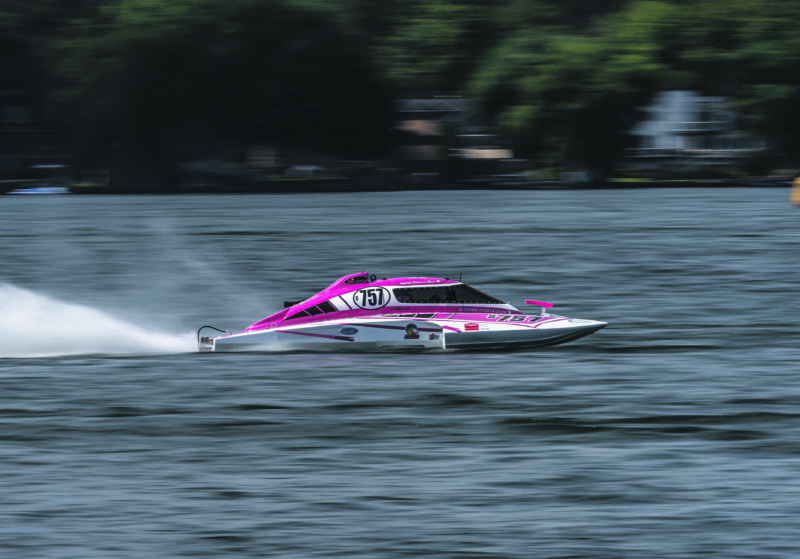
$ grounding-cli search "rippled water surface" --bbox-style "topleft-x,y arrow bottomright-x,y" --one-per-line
2,188 -> 799,558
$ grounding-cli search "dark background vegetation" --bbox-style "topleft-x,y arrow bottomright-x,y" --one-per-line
2,0 -> 799,183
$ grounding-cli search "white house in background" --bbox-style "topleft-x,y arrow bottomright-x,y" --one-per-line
627,90 -> 765,173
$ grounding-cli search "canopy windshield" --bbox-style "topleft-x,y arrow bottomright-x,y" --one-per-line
393,284 -> 503,304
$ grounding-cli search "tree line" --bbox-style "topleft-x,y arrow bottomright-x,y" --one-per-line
2,0 -> 799,182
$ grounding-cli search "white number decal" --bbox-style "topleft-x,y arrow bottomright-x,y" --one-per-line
353,287 -> 390,310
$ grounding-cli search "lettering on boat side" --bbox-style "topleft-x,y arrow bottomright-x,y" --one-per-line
488,314 -> 542,322
339,327 -> 359,336
353,287 -> 390,310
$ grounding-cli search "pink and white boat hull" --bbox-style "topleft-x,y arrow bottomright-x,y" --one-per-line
198,273 -> 606,352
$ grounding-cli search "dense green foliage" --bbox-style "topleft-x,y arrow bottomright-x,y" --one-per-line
3,0 -> 800,179
49,0 -> 393,176
467,0 -> 800,173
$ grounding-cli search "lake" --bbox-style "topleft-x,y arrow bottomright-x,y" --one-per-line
1,187 -> 799,558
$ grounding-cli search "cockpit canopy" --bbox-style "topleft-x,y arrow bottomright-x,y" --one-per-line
246,273 -> 510,331
393,284 -> 502,304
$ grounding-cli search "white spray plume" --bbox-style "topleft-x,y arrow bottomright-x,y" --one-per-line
0,283 -> 197,358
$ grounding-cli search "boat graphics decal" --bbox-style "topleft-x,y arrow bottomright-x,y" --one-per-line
353,286 -> 390,310
278,330 -> 355,342
357,323 -> 441,332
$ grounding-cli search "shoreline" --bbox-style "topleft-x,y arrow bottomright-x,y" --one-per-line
66,177 -> 793,194
3,177 -> 792,195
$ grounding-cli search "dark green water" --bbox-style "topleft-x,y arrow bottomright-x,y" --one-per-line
1,188 -> 799,558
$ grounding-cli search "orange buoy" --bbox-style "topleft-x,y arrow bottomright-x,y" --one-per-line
791,176 -> 800,206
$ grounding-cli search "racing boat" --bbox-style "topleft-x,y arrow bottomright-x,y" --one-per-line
198,272 -> 606,352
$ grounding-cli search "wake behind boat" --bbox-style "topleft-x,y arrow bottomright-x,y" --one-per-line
198,272 -> 606,352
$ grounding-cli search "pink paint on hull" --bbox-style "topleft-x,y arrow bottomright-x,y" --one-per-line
243,273 -> 545,333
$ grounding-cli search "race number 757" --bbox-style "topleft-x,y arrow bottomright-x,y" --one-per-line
354,287 -> 390,310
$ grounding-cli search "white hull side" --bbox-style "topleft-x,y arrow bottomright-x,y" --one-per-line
204,317 -> 606,352
443,321 -> 606,349
209,320 -> 444,352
